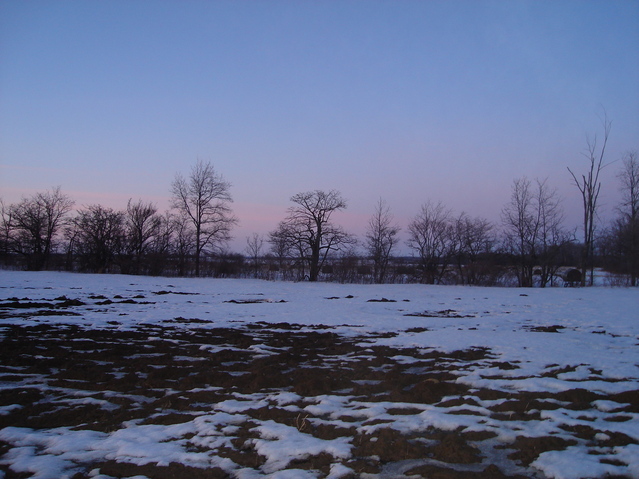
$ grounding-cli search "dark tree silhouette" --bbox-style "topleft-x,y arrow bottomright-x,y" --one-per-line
124,199 -> 161,274
568,116 -> 611,286
71,204 -> 125,273
407,201 -> 455,284
366,198 -> 400,283
451,213 -> 495,285
606,151 -> 639,285
245,233 -> 264,279
5,187 -> 74,270
274,190 -> 354,282
501,178 -> 570,287
171,160 -> 237,276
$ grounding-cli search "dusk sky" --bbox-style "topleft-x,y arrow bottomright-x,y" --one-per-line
1,1 -> 638,253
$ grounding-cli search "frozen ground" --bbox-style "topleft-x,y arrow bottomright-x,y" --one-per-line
0,271 -> 637,479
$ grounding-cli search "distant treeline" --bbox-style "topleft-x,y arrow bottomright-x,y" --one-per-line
2,148 -> 638,287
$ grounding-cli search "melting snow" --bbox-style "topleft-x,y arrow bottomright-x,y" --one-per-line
0,271 -> 638,478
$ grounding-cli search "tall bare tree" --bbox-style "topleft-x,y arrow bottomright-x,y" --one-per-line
618,151 -> 639,223
273,190 -> 354,281
245,233 -> 264,279
6,187 -> 74,270
535,180 -> 572,287
406,201 -> 455,284
145,211 -> 175,276
452,213 -> 495,285
568,116 -> 611,285
365,198 -> 400,283
268,222 -> 294,277
0,199 -> 13,260
270,220 -> 313,280
611,151 -> 639,285
502,178 -> 570,287
71,204 -> 125,273
170,211 -> 196,277
501,178 -> 536,287
171,160 -> 237,276
123,199 -> 162,274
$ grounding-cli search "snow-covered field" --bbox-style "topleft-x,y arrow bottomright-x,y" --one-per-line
0,271 -> 637,479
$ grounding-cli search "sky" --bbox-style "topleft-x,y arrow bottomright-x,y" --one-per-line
1,0 -> 638,253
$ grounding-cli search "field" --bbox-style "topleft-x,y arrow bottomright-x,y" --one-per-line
0,271 -> 638,479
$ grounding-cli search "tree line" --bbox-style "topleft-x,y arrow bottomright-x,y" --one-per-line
2,144 -> 638,287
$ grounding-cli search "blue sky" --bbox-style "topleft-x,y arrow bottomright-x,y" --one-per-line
1,0 -> 638,252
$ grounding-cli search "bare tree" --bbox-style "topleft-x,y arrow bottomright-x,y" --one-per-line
502,178 -> 570,287
270,220 -> 312,280
365,198 -> 400,283
268,222 -> 294,277
171,160 -> 237,276
0,198 -> 13,261
618,151 -> 639,222
145,211 -> 175,276
124,199 -> 161,274
535,181 -> 572,286
170,211 -> 196,277
274,190 -> 354,281
5,187 -> 74,270
406,201 -> 455,284
452,213 -> 495,285
568,116 -> 612,285
609,151 -> 639,285
245,233 -> 264,278
71,204 -> 125,273
501,178 -> 536,287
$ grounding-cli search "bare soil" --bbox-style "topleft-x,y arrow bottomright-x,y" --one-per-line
0,316 -> 637,478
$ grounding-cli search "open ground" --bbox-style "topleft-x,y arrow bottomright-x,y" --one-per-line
0,271 -> 637,479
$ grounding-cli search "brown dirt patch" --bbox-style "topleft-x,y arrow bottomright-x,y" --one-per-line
0,322 -> 637,478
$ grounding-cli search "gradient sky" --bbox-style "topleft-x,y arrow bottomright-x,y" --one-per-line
1,0 -> 638,253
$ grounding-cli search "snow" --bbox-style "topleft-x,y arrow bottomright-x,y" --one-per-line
251,420 -> 352,473
1,270 -> 638,478
532,444 -> 639,479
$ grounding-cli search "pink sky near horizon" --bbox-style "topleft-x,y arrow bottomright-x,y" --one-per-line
0,163 -> 605,256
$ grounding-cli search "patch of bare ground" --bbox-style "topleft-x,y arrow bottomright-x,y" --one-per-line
503,436 -> 578,467
76,461 -> 229,479
0,321 -> 637,478
405,463 -> 529,479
